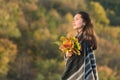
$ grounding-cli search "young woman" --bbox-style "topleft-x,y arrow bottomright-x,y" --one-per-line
61,11 -> 99,80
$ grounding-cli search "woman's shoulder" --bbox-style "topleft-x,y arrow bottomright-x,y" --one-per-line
82,40 -> 93,52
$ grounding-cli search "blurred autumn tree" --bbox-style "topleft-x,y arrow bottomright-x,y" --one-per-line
0,39 -> 17,79
92,0 -> 120,26
0,0 -> 120,80
89,1 -> 109,25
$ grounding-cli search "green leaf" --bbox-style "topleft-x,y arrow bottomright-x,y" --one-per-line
53,41 -> 61,46
60,36 -> 66,41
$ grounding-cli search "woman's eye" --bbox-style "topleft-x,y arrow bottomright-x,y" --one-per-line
76,18 -> 79,20
74,17 -> 80,21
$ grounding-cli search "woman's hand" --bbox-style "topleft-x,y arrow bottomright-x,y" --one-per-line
66,52 -> 73,58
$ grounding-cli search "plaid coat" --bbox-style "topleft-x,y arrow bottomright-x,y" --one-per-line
61,34 -> 99,80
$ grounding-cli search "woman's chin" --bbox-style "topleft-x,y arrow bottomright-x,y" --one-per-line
73,27 -> 77,30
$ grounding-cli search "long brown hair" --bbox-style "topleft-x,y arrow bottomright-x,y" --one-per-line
77,11 -> 97,50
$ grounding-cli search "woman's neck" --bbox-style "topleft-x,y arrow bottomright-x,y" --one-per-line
77,29 -> 83,34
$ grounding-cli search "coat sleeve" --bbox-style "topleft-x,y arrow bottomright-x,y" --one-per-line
89,51 -> 99,80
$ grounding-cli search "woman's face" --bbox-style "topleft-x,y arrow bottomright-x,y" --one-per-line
73,14 -> 85,30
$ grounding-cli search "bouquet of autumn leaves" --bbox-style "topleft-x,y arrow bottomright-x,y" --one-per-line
55,35 -> 81,56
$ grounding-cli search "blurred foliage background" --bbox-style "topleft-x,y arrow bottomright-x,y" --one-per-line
0,0 -> 120,80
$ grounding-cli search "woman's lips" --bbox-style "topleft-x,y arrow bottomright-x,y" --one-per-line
73,23 -> 76,27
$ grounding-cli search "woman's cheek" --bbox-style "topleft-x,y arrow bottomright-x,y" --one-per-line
76,22 -> 80,28
76,22 -> 82,28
